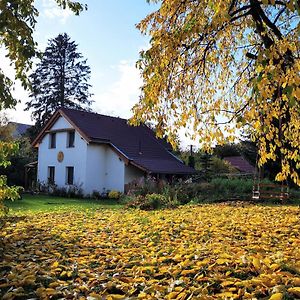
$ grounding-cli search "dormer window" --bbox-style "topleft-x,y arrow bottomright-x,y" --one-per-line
67,131 -> 75,148
49,133 -> 56,149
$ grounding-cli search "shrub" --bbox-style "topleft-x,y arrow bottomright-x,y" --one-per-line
211,178 -> 253,195
91,190 -> 101,200
210,156 -> 237,175
162,183 -> 190,205
52,186 -> 67,197
144,193 -> 166,210
67,185 -> 84,199
37,182 -> 84,199
126,193 -> 179,210
131,176 -> 162,196
108,190 -> 121,199
126,195 -> 145,209
119,194 -> 132,204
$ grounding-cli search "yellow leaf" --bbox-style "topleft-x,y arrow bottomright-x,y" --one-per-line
67,271 -> 73,277
173,254 -> 182,262
288,287 -> 300,297
48,282 -> 59,288
253,257 -> 261,270
292,278 -> 300,286
177,292 -> 187,300
221,280 -> 235,287
216,258 -> 230,265
52,261 -> 59,268
181,269 -> 195,276
60,271 -> 67,277
138,292 -> 147,299
166,292 -> 179,299
256,65 -> 264,73
269,293 -> 283,300
110,295 -> 126,300
45,288 -> 56,296
293,87 -> 300,100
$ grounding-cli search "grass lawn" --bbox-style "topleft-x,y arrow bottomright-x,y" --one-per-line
4,194 -> 122,214
1,202 -> 300,299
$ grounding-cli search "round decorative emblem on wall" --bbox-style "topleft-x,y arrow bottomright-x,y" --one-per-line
57,151 -> 64,162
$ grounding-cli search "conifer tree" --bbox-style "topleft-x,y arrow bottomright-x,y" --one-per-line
26,33 -> 93,129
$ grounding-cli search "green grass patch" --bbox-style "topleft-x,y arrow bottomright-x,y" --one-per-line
4,194 -> 122,214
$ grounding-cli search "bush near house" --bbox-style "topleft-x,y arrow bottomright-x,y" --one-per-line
126,193 -> 179,210
108,190 -> 121,199
37,182 -> 84,199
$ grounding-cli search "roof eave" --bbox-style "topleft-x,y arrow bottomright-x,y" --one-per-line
149,170 -> 196,175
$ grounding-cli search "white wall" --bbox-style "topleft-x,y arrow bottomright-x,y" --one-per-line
37,116 -> 88,191
124,164 -> 145,184
85,144 -> 106,194
85,144 -> 126,194
105,147 -> 125,192
51,117 -> 72,130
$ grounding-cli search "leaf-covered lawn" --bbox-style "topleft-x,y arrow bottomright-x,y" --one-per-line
1,205 -> 300,299
5,194 -> 122,213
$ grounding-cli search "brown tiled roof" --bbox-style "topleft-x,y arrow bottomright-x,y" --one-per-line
35,108 -> 195,175
223,156 -> 255,174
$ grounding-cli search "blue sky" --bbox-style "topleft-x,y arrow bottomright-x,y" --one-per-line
4,0 -> 158,122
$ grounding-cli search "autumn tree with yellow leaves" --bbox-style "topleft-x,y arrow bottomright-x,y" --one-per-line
132,0 -> 300,184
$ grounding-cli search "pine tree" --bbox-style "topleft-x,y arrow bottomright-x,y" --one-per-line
26,33 -> 93,129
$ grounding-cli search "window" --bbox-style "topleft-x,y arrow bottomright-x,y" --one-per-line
48,166 -> 55,184
49,133 -> 56,148
66,166 -> 74,185
67,131 -> 75,148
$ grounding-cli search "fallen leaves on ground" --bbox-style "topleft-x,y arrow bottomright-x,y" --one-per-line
0,204 -> 300,299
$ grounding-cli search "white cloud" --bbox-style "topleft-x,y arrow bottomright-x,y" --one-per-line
41,0 -> 73,24
92,60 -> 142,119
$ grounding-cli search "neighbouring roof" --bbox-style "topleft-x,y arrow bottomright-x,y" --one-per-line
223,156 -> 255,174
33,108 -> 195,175
9,122 -> 31,137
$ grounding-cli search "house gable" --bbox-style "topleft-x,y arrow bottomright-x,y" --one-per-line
32,110 -> 90,147
36,115 -> 88,190
36,114 -> 130,194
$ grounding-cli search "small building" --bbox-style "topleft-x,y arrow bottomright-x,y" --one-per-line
223,155 -> 255,174
32,108 -> 195,195
9,122 -> 32,137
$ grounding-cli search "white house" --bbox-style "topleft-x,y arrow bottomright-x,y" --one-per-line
32,108 -> 195,195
